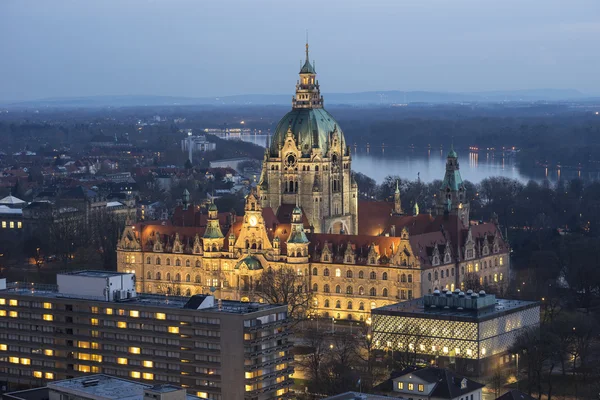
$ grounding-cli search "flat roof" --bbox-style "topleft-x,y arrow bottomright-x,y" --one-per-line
48,374 -> 202,400
372,297 -> 539,323
0,283 -> 284,314
62,270 -> 132,278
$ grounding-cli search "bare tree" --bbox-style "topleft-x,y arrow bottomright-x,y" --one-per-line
255,266 -> 312,320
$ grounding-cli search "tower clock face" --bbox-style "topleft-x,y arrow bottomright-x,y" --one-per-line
249,216 -> 258,226
285,153 -> 297,167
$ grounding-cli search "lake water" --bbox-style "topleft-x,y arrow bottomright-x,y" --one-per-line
229,134 -> 569,184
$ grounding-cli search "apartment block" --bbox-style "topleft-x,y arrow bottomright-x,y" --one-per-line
0,271 -> 293,400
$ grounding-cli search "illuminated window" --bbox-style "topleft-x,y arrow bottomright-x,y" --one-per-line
129,347 -> 140,354
17,221 -> 22,229
91,307 -> 98,314
21,358 -> 30,365
500,257 -> 504,265
78,341 -> 90,348
78,365 -> 91,373
467,349 -> 473,356
130,371 -> 141,378
91,354 -> 102,362
79,353 -> 90,361
335,268 -> 341,277
455,347 -> 460,355
105,308 -> 113,315
398,382 -> 404,390
142,373 -> 154,380
168,326 -> 179,334
91,318 -> 99,326
34,371 -> 43,378
245,385 -> 253,392
500,273 -> 504,281
0,299 -> 4,305
443,346 -> 448,354
130,310 -> 139,318
1,221 -> 5,228
91,330 -> 100,337
408,383 -> 414,391
45,373 -> 54,379
117,321 -> 127,329
117,358 -> 128,365
9,299 -> 17,306
156,313 -> 166,320
0,344 -> 7,351
418,384 -> 424,392
43,302 -> 52,309
494,274 -> 498,282
482,348 -> 487,355
0,310 -> 6,317
9,357 -> 19,364
9,311 -> 17,318
9,221 -> 14,228
44,349 -> 54,356
91,342 -> 99,349
43,314 -> 53,321
143,360 -> 153,368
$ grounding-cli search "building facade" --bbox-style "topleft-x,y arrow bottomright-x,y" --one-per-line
370,290 -> 540,376
0,271 -> 293,400
258,43 -> 358,235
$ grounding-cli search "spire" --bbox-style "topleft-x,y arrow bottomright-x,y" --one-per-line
305,41 -> 309,64
395,180 -> 400,194
394,180 -> 403,215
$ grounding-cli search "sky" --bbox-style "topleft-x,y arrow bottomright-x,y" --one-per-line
1,0 -> 600,102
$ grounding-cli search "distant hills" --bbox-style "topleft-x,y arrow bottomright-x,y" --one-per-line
2,89 -> 596,108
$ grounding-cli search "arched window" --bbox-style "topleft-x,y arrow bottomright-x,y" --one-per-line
146,257 -> 151,264
451,268 -> 454,276
483,261 -> 487,269
358,286 -> 365,295
156,257 -> 161,265
370,301 -> 377,310
401,274 -> 407,283
147,271 -> 152,280
369,287 -> 377,297
175,273 -> 181,282
408,274 -> 413,283
312,283 -> 318,292
428,272 -> 431,281
359,302 -> 365,310
346,256 -> 352,263
312,267 -> 318,276
434,271 -> 438,280
335,285 -> 341,294
166,258 -> 171,266
347,301 -> 353,310
185,289 -> 191,296
369,271 -> 376,280
324,299 -> 330,308
185,274 -> 190,282
324,268 -> 330,277
166,272 -> 171,281
461,266 -> 465,275
176,288 -> 181,295
156,272 -> 162,280
370,257 -> 376,264
186,260 -> 190,267
346,286 -> 353,295
323,254 -> 329,261
175,259 -> 181,266
335,268 -> 341,277
359,271 -> 364,279
346,270 -> 353,278
335,300 -> 341,309
324,284 -> 330,293
212,244 -> 218,252
441,270 -> 445,279
382,272 -> 388,281
382,288 -> 388,297
195,275 -> 201,283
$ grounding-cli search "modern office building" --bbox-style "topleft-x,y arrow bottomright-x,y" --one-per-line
0,271 -> 293,400
4,374 -> 203,400
371,289 -> 540,376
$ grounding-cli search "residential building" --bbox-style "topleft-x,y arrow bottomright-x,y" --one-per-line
4,374 -> 203,400
0,271 -> 293,400
370,290 -> 540,376
374,367 -> 484,400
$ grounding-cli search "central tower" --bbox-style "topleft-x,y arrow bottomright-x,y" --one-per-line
258,43 -> 358,234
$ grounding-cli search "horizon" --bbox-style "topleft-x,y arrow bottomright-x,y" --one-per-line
2,0 -> 600,102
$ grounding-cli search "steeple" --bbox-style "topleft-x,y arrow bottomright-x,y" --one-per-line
294,42 -> 323,109
413,201 -> 420,216
182,189 -> 191,211
203,202 -> 224,239
394,180 -> 403,215
436,147 -> 470,225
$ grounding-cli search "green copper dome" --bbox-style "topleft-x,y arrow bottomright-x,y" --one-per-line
448,149 -> 458,158
235,255 -> 263,271
269,108 -> 345,156
208,203 -> 218,212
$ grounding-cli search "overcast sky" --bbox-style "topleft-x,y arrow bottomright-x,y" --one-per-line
1,0 -> 599,102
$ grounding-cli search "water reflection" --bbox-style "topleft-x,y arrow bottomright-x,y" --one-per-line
227,135 -> 576,184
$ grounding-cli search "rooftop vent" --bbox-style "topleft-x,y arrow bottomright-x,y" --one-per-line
82,379 -> 99,387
